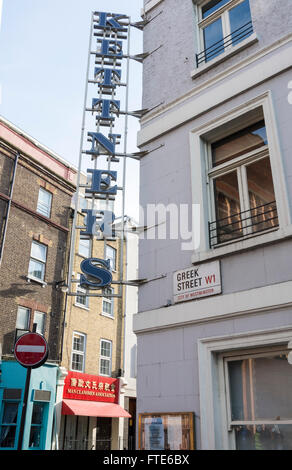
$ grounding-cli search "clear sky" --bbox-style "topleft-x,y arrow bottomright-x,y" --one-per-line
0,0 -> 143,219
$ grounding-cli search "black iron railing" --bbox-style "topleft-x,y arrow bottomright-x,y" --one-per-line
196,20 -> 253,66
209,201 -> 278,248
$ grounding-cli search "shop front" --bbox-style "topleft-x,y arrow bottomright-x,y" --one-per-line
59,371 -> 131,450
0,361 -> 57,450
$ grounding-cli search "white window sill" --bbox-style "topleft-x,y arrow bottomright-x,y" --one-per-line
191,33 -> 258,79
101,312 -> 114,320
26,275 -> 47,287
74,303 -> 89,311
192,225 -> 292,264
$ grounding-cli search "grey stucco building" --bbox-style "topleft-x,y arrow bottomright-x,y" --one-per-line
133,0 -> 292,450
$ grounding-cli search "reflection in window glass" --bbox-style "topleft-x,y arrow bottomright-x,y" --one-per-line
246,157 -> 278,233
212,121 -> 267,167
28,241 -> 47,281
202,0 -> 230,18
213,171 -> 242,243
29,403 -> 45,448
228,353 -> 292,450
34,311 -> 45,335
229,0 -> 252,46
16,306 -> 30,330
0,402 -> 18,448
71,332 -> 86,372
203,17 -> 224,62
139,413 -> 194,450
37,188 -> 52,218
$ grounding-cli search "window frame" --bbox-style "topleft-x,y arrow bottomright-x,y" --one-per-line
36,187 -> 52,218
102,287 -> 114,318
198,326 -> 292,450
207,123 -> 278,246
33,311 -> 46,336
29,402 -> 47,450
106,244 -> 117,271
71,331 -> 86,373
189,92 -> 291,264
196,0 -> 253,66
16,306 -> 31,331
75,274 -> 89,309
28,240 -> 47,283
99,339 -> 112,377
78,237 -> 91,258
223,347 -> 292,432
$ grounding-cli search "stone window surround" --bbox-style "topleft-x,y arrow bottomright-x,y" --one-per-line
189,91 -> 291,264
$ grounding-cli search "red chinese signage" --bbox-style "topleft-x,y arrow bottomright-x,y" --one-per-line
63,371 -> 120,404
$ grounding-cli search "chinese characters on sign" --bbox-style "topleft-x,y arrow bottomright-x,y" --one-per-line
63,371 -> 120,404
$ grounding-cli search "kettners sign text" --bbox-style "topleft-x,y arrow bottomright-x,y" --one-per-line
79,12 -> 129,291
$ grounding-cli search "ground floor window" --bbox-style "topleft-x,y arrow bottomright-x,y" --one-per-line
0,402 -> 19,448
29,403 -> 46,449
60,416 -> 112,450
224,348 -> 292,450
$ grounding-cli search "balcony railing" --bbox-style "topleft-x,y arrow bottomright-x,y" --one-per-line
209,201 -> 279,248
196,20 -> 253,67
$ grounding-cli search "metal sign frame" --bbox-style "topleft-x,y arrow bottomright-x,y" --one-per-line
67,11 -> 143,299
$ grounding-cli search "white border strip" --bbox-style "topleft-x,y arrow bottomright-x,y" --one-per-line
133,280 -> 292,333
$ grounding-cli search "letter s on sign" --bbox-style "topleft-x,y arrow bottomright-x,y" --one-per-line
80,258 -> 112,289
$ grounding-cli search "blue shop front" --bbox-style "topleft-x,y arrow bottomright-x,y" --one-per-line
0,361 -> 57,450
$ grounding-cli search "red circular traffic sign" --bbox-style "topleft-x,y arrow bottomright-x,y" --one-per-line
14,333 -> 49,368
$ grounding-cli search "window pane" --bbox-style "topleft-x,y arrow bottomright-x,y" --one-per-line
203,17 -> 224,62
73,334 -> 85,352
101,341 -> 111,358
31,403 -> 44,425
2,403 -> 18,424
0,403 -> 18,448
100,358 -> 110,376
106,245 -> 116,270
246,157 -> 278,232
202,0 -> 231,18
228,354 -> 292,421
0,426 -> 16,448
34,312 -> 45,335
79,238 -> 90,258
103,299 -> 112,315
28,259 -> 45,280
29,403 -> 45,448
16,307 -> 30,330
229,0 -> 252,46
71,353 -> 84,371
212,121 -> 267,167
213,171 -> 242,243
37,188 -> 52,218
30,242 -> 47,262
234,424 -> 292,451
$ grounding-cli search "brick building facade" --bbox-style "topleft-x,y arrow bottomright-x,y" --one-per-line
0,116 -> 76,450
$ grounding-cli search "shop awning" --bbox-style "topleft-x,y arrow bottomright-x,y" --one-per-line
62,399 -> 131,418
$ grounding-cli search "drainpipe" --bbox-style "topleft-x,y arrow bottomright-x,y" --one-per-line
0,151 -> 19,266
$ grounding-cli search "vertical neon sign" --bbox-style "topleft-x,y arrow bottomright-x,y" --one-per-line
67,11 -> 143,299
